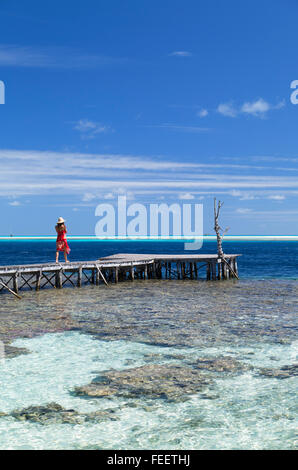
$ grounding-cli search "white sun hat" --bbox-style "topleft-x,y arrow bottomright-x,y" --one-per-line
57,217 -> 66,223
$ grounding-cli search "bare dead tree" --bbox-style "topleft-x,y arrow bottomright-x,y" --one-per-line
214,198 -> 239,279
214,198 -> 229,258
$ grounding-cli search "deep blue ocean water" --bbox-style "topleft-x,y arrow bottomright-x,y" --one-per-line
0,240 -> 297,279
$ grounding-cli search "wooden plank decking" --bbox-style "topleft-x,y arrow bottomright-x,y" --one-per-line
0,253 -> 240,296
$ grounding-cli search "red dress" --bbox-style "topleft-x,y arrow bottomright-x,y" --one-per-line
56,229 -> 70,254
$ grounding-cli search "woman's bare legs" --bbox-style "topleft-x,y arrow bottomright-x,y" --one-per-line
56,250 -> 69,263
64,249 -> 69,263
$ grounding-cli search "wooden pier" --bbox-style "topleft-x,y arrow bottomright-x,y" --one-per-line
0,253 -> 240,296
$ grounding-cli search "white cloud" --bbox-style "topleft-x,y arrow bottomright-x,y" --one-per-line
229,209 -> 298,222
169,51 -> 192,57
73,119 -> 112,139
236,208 -> 253,214
0,44 -> 126,69
8,200 -> 20,206
268,194 -> 285,201
0,149 -> 297,200
230,190 -> 258,200
145,124 -> 210,133
82,192 -> 97,202
179,193 -> 195,200
217,98 -> 285,118
103,192 -> 115,200
241,98 -> 270,116
217,103 -> 238,117
197,109 -> 208,118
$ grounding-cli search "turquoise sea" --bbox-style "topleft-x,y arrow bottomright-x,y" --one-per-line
0,240 -> 297,449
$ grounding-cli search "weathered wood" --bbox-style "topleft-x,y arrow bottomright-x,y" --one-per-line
222,257 -> 239,280
222,260 -> 227,279
130,265 -> 134,281
62,270 -> 76,287
97,268 -> 109,287
77,267 -> 82,287
41,272 -> 56,289
19,273 -> 35,290
214,198 -> 225,259
217,258 -> 222,280
0,279 -> 22,299
194,262 -> 198,279
213,198 -> 240,280
13,273 -> 19,293
0,253 -> 240,295
211,261 -> 217,280
36,271 -> 41,291
55,269 -> 63,288
95,267 -> 99,285
206,263 -> 211,281
176,262 -> 180,280
234,258 -> 238,276
119,268 -> 125,281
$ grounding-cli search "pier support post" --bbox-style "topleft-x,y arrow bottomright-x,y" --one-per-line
211,261 -> 217,280
151,263 -> 156,279
217,259 -> 222,280
234,258 -> 238,277
182,262 -> 185,279
77,267 -> 82,287
36,271 -> 41,291
55,269 -> 63,288
157,262 -> 162,279
13,273 -> 19,293
206,263 -> 210,281
226,258 -> 231,278
222,258 -> 226,278
95,267 -> 100,285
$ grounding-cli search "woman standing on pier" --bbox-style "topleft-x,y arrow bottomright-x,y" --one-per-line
55,217 -> 70,263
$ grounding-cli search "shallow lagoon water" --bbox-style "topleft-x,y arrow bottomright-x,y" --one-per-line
0,331 -> 297,450
0,241 -> 297,449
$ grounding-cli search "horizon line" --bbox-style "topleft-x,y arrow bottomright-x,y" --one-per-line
0,235 -> 297,241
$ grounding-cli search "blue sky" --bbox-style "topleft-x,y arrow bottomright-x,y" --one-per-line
0,0 -> 298,236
